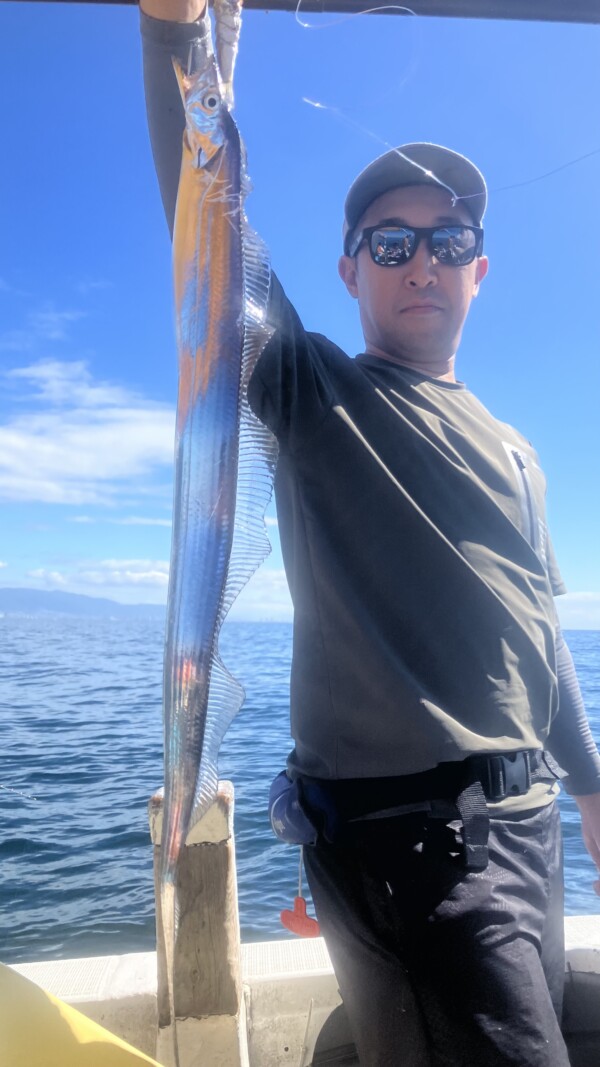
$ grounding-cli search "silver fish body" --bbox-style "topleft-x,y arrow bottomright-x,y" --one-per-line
159,22 -> 276,1063
164,59 -> 242,867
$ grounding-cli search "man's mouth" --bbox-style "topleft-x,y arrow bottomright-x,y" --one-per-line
400,303 -> 443,314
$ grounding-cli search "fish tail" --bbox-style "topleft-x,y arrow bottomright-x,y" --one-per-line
214,0 -> 243,109
160,875 -> 181,1066
194,655 -> 244,817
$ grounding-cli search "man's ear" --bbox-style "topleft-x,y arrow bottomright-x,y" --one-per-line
472,255 -> 489,297
338,255 -> 359,299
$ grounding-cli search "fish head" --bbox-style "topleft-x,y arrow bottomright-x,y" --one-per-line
173,58 -> 231,169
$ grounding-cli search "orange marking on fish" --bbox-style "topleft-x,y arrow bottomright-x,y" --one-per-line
178,656 -> 198,691
176,350 -> 195,436
174,159 -> 237,435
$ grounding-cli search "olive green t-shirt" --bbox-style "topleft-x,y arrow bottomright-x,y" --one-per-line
248,277 -> 564,812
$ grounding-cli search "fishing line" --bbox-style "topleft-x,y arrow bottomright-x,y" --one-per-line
298,846 -> 304,898
294,2 -> 462,201
294,3 -> 600,208
303,99 -> 463,207
294,0 -> 416,32
304,97 -> 600,208
489,145 -> 600,196
0,783 -> 38,802
293,1 -> 422,115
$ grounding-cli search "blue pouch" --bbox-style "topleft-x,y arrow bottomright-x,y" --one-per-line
269,770 -> 318,846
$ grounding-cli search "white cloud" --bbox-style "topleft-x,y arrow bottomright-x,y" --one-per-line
110,516 -> 172,528
21,558 -> 169,598
0,359 -> 174,505
8,359 -> 133,408
0,278 -> 28,298
229,567 -> 292,622
264,516 -> 279,527
556,592 -> 600,631
27,568 -> 68,587
77,559 -> 170,589
75,279 -> 113,297
0,329 -> 33,353
0,561 -> 7,569
0,304 -> 85,351
68,514 -> 172,528
28,308 -> 85,343
16,556 -> 291,618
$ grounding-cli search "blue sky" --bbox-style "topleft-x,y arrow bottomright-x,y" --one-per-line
0,3 -> 599,625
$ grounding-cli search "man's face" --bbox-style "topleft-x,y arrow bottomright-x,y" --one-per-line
339,184 -> 489,369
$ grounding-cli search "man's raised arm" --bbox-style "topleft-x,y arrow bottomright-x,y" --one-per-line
140,0 -> 208,237
547,625 -> 600,891
139,0 -> 328,442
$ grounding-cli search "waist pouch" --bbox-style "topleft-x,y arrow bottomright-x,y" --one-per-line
269,770 -> 318,846
297,750 -> 544,871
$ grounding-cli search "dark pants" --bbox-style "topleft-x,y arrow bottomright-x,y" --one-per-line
304,800 -> 568,1067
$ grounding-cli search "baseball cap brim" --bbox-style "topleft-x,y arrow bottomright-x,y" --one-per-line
343,142 -> 487,250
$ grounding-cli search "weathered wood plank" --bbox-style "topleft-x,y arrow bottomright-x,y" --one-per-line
149,781 -> 242,1027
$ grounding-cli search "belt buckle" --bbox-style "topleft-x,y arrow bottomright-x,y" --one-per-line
487,752 -> 531,801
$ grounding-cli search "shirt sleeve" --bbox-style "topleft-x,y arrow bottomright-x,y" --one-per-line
545,529 -> 567,596
546,626 -> 600,795
248,274 -> 337,446
141,9 -> 203,239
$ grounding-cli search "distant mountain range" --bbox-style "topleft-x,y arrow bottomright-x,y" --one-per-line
0,587 -> 166,619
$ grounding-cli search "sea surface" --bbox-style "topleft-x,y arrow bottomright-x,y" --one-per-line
1,618 -> 599,965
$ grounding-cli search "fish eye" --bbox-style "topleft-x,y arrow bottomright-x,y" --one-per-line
201,90 -> 220,112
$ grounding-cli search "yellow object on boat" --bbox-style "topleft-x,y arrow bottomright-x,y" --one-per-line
0,962 -> 163,1067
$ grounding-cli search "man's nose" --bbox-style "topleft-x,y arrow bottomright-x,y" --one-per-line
404,239 -> 438,288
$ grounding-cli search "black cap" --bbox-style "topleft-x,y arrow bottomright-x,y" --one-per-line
344,142 -> 487,250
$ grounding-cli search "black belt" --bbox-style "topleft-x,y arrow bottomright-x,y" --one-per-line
469,749 -> 539,802
300,750 -> 543,872
456,751 -> 541,870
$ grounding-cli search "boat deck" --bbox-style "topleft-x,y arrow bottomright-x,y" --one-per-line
10,916 -> 600,1066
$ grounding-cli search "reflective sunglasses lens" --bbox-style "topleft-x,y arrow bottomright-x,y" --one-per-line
432,226 -> 477,266
371,228 -> 416,265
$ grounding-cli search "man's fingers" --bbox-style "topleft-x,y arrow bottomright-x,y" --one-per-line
140,0 -> 207,21
581,824 -> 600,877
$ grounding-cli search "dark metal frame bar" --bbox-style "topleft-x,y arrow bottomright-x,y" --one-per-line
9,0 -> 600,24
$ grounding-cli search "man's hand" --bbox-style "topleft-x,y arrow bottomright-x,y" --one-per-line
140,0 -> 206,21
574,793 -> 600,895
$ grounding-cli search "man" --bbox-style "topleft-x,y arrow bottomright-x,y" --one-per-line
140,4 -> 600,1063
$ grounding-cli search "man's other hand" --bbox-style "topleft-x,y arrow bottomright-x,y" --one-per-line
574,793 -> 600,895
140,0 -> 207,21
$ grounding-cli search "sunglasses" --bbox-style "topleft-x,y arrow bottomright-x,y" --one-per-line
346,224 -> 484,267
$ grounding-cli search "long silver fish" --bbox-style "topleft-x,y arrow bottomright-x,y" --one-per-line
159,6 -> 276,1061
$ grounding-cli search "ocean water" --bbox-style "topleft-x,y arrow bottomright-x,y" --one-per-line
0,617 -> 599,966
